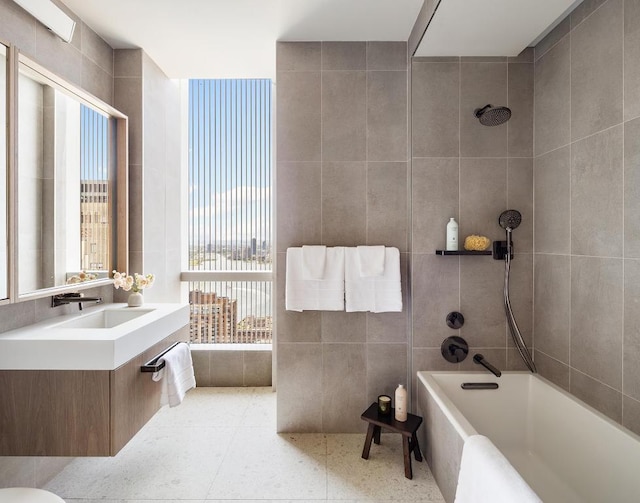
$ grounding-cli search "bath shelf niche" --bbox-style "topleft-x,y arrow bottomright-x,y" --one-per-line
435,250 -> 492,256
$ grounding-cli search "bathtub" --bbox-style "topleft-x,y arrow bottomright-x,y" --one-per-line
416,371 -> 640,503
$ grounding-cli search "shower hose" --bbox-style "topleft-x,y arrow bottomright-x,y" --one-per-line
504,233 -> 537,373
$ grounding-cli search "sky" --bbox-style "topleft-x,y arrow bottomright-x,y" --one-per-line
188,79 -> 272,249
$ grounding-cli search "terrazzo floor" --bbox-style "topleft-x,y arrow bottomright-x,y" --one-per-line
44,387 -> 445,502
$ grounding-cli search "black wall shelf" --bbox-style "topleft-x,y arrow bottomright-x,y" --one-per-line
435,250 -> 492,256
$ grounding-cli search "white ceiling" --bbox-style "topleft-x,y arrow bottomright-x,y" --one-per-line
415,0 -> 583,57
58,0 -> 584,80
58,0 -> 425,80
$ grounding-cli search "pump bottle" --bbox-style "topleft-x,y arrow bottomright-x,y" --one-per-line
395,384 -> 407,422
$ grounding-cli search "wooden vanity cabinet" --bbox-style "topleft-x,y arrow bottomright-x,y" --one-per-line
0,326 -> 188,456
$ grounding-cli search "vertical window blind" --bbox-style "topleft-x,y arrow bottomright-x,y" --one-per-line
80,104 -> 109,272
187,79 -> 272,344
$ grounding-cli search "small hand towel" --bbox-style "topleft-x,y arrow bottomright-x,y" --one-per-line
286,247 -> 345,311
302,245 -> 327,279
152,342 -> 196,407
357,245 -> 386,276
345,247 -> 402,312
455,435 -> 541,503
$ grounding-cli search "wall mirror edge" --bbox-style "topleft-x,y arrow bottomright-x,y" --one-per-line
13,51 -> 128,300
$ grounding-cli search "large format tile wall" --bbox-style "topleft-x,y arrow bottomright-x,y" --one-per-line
532,0 -> 640,435
276,42 -> 410,432
410,53 -> 534,387
0,0 -> 115,487
113,49 -> 182,303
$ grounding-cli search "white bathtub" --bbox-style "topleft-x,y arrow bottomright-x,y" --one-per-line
416,371 -> 640,503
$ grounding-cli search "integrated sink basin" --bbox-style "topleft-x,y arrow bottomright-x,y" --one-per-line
0,303 -> 190,370
51,308 -> 156,329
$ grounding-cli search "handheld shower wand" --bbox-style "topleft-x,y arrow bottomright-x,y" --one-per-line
498,210 -> 537,373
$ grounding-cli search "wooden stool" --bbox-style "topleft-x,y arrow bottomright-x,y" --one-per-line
360,402 -> 423,479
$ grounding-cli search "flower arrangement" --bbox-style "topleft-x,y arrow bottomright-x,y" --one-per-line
66,271 -> 98,284
112,270 -> 155,293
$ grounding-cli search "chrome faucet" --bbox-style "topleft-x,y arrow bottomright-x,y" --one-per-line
473,354 -> 502,377
52,292 -> 103,311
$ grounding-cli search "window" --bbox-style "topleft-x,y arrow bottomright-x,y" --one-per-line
186,79 -> 272,344
80,105 -> 110,273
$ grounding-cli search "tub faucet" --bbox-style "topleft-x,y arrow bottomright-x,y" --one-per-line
473,354 -> 502,377
52,293 -> 103,311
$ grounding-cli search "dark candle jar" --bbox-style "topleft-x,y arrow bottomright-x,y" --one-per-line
377,395 -> 391,416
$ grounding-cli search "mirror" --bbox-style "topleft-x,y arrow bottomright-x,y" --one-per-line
17,55 -> 127,297
0,44 -> 6,301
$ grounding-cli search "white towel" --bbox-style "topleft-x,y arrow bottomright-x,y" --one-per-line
286,247 -> 345,311
357,245 -> 386,276
152,342 -> 196,407
302,245 -> 327,279
455,435 -> 541,503
345,247 -> 402,312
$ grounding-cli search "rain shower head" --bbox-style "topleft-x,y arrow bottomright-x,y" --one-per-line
474,104 -> 511,126
499,210 -> 522,231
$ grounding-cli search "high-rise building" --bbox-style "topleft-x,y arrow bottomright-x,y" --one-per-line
189,290 -> 237,343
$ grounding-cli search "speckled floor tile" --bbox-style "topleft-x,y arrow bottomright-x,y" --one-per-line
206,431 -> 327,500
148,386 -> 256,429
238,387 -> 277,428
42,387 -> 444,502
326,434 -> 444,501
44,426 -> 234,500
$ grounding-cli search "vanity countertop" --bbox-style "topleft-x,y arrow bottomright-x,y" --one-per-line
0,303 -> 189,371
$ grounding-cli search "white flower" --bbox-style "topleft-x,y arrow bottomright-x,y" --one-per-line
112,270 -> 155,293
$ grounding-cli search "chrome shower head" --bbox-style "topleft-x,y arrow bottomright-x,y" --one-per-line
474,104 -> 512,126
499,210 -> 522,231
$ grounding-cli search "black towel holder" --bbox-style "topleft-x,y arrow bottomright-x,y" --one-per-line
140,341 -> 183,373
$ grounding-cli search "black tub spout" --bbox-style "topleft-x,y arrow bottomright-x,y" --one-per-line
473,354 -> 502,377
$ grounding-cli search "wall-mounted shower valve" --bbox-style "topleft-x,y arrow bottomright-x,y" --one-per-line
492,240 -> 513,260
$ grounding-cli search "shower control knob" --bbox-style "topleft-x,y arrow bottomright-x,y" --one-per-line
441,336 -> 469,363
446,311 -> 464,329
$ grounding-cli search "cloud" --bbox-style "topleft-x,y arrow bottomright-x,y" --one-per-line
189,185 -> 271,242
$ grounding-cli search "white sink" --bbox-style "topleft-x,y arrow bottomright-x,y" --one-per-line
52,308 -> 155,329
0,303 -> 190,370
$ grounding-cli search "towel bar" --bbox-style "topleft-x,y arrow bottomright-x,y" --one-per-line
141,341 -> 183,373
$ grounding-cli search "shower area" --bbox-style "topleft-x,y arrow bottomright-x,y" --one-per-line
411,50 -> 536,382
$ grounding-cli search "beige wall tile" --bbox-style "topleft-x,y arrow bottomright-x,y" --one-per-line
276,162 -> 322,251
571,125 -> 624,257
277,343 -> 323,433
276,42 -> 321,72
534,254 -> 571,363
571,369 -> 622,423
322,42 -> 366,71
534,147 -> 571,254
570,0 -> 623,141
367,41 -> 407,71
507,62 -> 534,157
623,259 -> 640,400
411,61 -> 460,157
571,256 -> 623,389
276,71 -> 321,162
411,158 -> 459,253
321,71 -> 366,162
366,162 -> 408,250
460,63 -> 508,157
534,37 -> 570,155
367,72 -> 407,162
321,161 -> 366,246
624,118 -> 640,258
322,343 -> 367,432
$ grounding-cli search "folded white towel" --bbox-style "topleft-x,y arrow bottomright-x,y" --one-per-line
357,245 -> 386,276
345,247 -> 402,312
286,247 -> 345,311
302,245 -> 327,279
455,435 -> 541,503
152,342 -> 196,407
